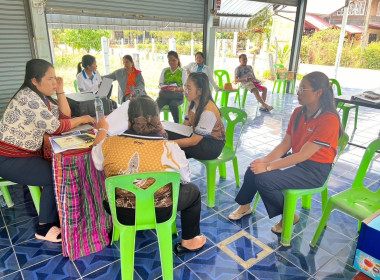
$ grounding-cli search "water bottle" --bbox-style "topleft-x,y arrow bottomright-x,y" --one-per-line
0,190 -> 6,208
94,96 -> 104,122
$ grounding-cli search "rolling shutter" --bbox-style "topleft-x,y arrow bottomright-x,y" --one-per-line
0,0 -> 34,116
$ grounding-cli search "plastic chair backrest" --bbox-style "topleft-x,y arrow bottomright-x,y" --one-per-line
214,70 -> 231,89
329,79 -> 342,97
219,107 -> 248,151
351,138 -> 380,191
274,64 -> 285,70
105,172 -> 181,230
74,80 -> 79,92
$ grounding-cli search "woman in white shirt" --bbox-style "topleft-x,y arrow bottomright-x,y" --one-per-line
76,55 -> 102,94
184,52 -> 220,92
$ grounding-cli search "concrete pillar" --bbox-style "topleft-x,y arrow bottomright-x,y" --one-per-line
133,53 -> 140,70
101,37 -> 110,74
233,32 -> 238,56
191,39 -> 194,56
28,0 -> 52,62
205,0 -> 216,73
246,39 -> 250,55
169,38 -> 176,51
48,29 -> 56,64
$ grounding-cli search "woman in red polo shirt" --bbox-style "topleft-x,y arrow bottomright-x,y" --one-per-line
228,71 -> 342,233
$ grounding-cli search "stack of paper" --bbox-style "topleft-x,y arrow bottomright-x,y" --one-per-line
162,121 -> 193,137
50,133 -> 96,154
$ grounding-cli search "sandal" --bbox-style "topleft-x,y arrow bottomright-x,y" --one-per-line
35,226 -> 62,243
271,214 -> 300,234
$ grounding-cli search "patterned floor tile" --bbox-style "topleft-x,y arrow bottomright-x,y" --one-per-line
297,222 -> 353,257
200,214 -> 242,244
74,244 -> 120,276
0,227 -> 11,251
0,247 -> 19,278
185,246 -> 245,280
155,264 -> 201,280
7,217 -> 38,246
21,254 -> 80,280
0,213 -> 5,229
325,210 -> 360,239
0,271 -> 23,280
82,260 -> 130,280
175,237 -> 215,263
313,257 -> 358,280
277,235 -> 333,275
133,241 -> 182,280
201,189 -> 237,213
244,217 -> 282,250
1,202 -> 38,226
335,239 -> 358,266
248,252 -> 311,280
14,239 -> 62,269
232,271 -> 258,280
200,201 -> 218,221
6,185 -> 33,207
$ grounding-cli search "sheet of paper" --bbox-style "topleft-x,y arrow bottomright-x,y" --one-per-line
96,77 -> 113,97
49,132 -> 93,154
106,100 -> 130,136
162,121 -> 193,137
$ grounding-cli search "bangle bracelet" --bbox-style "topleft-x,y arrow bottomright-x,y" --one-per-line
98,128 -> 108,133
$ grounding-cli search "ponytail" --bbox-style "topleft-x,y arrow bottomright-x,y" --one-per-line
77,62 -> 82,75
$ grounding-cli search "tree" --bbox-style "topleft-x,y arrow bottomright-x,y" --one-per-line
247,7 -> 273,53
57,29 -> 111,52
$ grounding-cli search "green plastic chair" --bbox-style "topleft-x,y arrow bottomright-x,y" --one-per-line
196,107 -> 248,207
214,70 -> 240,107
272,64 -> 295,95
162,98 -> 188,124
252,132 -> 349,246
310,138 -> 380,247
74,80 -> 79,92
0,179 -> 41,214
330,79 -> 359,130
105,172 -> 181,280
234,87 -> 249,108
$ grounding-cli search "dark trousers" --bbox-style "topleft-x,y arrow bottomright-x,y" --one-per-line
167,131 -> 225,160
156,90 -> 184,123
235,160 -> 331,218
104,182 -> 201,240
0,155 -> 58,223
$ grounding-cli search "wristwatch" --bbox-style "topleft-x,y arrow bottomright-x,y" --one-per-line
266,164 -> 272,172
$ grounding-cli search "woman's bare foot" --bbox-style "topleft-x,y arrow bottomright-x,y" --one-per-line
181,235 -> 206,250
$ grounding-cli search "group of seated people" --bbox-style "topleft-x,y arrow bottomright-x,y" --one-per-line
0,56 -> 341,256
76,51 -> 272,122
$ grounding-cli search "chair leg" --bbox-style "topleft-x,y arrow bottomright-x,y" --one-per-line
321,189 -> 328,212
281,194 -> 297,246
156,224 -> 174,280
232,157 -> 240,187
0,185 -> 14,208
310,202 -> 334,247
178,106 -> 183,124
341,108 -> 349,131
242,89 -> 248,108
272,81 -> 277,94
357,220 -> 362,232
206,164 -> 218,207
214,92 -> 219,105
28,186 -> 41,215
282,81 -> 286,95
112,226 -> 120,243
171,221 -> 178,237
252,194 -> 261,213
218,163 -> 226,179
354,106 -> 359,129
120,227 -> 136,280
301,195 -> 311,210
164,111 -> 169,121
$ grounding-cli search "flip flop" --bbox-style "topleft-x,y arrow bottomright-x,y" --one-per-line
174,242 -> 204,256
35,226 -> 62,243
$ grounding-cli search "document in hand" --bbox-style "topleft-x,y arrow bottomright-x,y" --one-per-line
96,77 -> 113,97
162,121 -> 193,137
105,100 -> 130,136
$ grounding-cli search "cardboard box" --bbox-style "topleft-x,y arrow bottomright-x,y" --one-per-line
276,68 -> 288,80
353,210 -> 380,280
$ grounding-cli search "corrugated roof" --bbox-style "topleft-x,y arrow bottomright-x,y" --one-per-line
218,0 -> 270,17
47,14 -> 252,32
305,15 -> 330,30
334,24 -> 363,34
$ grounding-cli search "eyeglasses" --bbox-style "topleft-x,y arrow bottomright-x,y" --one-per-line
296,86 -> 313,95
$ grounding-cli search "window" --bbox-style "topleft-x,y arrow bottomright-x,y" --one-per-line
336,0 -> 366,16
377,1 -> 380,16
369,33 -> 377,43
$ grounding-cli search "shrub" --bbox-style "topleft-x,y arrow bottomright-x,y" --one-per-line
362,41 -> 380,69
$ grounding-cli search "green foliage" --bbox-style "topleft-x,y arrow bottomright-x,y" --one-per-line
55,29 -> 111,52
247,7 -> 273,52
270,44 -> 291,66
362,41 -> 380,69
137,42 -> 202,55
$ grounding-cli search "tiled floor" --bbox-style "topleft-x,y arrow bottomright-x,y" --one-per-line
1,88 -> 379,280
